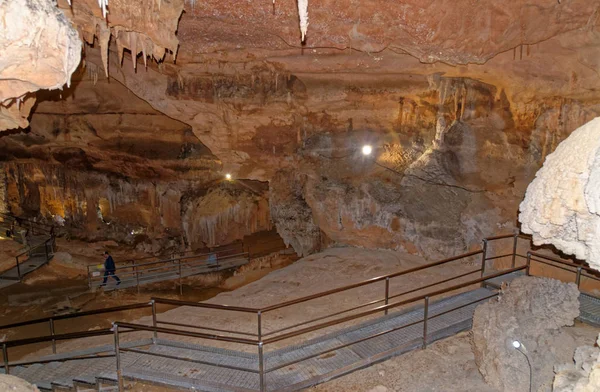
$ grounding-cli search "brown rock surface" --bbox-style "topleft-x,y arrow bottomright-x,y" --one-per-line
472,276 -> 580,392
2,0 -> 600,258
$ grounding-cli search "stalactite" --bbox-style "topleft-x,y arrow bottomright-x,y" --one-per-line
298,0 -> 309,42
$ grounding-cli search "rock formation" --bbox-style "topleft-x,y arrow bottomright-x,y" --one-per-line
519,118 -> 600,271
0,0 -> 81,131
554,334 -> 600,392
1,1 -> 600,258
472,276 -> 580,392
0,375 -> 39,392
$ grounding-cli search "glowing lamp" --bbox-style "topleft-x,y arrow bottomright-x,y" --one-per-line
225,173 -> 232,180
362,145 -> 373,156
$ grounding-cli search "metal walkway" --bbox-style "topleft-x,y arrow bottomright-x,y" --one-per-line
93,255 -> 250,292
3,233 -> 600,392
0,213 -> 55,290
2,287 -> 495,392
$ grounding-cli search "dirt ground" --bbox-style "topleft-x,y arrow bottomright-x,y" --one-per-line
4,238 -> 600,391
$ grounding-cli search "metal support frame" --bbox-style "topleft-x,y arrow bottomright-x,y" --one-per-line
114,325 -> 124,391
511,234 -> 518,268
384,277 -> 390,315
49,319 -> 56,354
422,297 -> 429,349
257,311 -> 265,391
151,300 -> 158,342
258,343 -> 265,392
480,239 -> 488,287
15,256 -> 21,281
178,258 -> 183,295
2,343 -> 8,375
576,267 -> 582,288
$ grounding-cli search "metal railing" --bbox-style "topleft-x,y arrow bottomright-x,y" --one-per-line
0,302 -> 154,374
526,250 -> 600,291
4,232 -> 596,391
1,235 -> 56,281
87,251 -> 250,294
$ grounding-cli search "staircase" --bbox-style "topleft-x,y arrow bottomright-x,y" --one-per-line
0,213 -> 56,290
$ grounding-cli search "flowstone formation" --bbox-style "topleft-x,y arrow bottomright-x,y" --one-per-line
472,276 -> 580,392
0,375 -> 39,392
554,334 -> 600,392
0,0 -> 81,131
519,117 -> 600,271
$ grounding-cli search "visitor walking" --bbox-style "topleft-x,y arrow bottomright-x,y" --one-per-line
101,251 -> 121,286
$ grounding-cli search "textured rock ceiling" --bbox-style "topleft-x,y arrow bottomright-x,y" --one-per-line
2,0 -> 600,259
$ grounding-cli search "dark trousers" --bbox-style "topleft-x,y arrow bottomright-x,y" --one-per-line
102,270 -> 121,284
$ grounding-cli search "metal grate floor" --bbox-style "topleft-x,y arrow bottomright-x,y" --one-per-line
8,288 -> 497,392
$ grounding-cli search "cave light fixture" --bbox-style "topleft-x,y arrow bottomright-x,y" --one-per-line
511,340 -> 532,392
225,173 -> 232,181
362,144 -> 373,156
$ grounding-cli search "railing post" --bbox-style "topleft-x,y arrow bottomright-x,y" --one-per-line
258,342 -> 265,392
87,266 -> 92,289
422,296 -> 429,349
135,266 -> 140,294
480,239 -> 488,288
45,241 -> 50,263
15,256 -> 21,281
114,324 -> 124,391
2,343 -> 9,375
49,319 -> 56,354
384,277 -> 390,316
178,258 -> 183,296
511,233 -> 518,268
576,267 -> 582,288
151,300 -> 158,342
526,252 -> 531,276
257,311 -> 262,341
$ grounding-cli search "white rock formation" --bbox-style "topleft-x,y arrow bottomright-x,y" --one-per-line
519,117 -> 600,271
553,334 -> 600,392
0,0 -> 81,131
0,375 -> 40,392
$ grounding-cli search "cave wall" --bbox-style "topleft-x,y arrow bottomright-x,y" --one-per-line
3,0 -> 600,259
0,72 -> 272,251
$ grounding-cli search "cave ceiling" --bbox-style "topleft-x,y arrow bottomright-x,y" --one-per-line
2,0 -> 600,258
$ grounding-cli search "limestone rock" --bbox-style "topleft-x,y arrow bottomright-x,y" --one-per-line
472,276 -> 580,392
553,334 -> 600,392
0,375 -> 39,392
519,117 -> 600,271
0,0 -> 81,131
269,170 -> 322,257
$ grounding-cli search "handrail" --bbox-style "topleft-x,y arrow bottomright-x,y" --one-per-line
88,250 -> 248,275
259,249 -> 483,313
0,302 -> 152,331
528,251 -> 598,274
262,266 -> 525,344
88,253 -> 249,281
152,297 -> 259,313
114,322 -> 259,346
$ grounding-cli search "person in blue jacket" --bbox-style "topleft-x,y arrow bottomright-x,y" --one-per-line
101,251 -> 121,286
